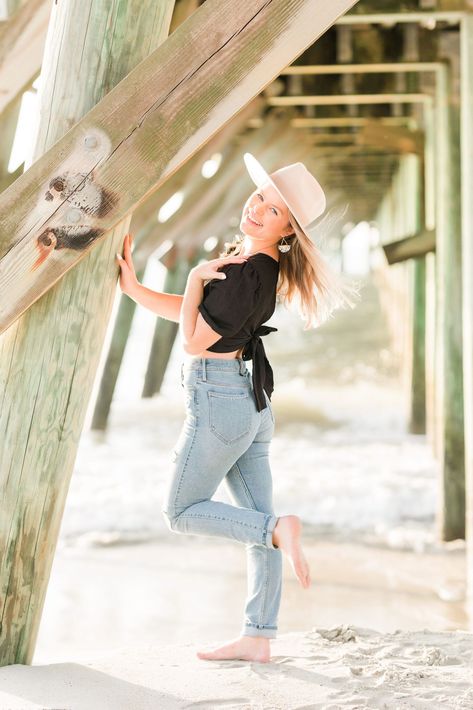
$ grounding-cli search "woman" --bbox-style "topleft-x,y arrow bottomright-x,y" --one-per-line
116,152 -> 357,663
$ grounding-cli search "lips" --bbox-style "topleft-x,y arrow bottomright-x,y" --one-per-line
246,213 -> 262,227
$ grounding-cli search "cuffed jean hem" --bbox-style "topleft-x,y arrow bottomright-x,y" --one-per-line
263,513 -> 279,549
242,623 -> 278,639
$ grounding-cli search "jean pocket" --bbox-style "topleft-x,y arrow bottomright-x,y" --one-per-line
208,390 -> 252,445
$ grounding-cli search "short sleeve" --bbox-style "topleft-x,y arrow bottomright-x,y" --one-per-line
197,260 -> 261,337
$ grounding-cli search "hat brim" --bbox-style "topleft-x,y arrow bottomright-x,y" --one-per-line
243,152 -> 313,240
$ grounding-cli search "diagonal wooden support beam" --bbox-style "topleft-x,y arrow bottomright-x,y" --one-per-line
0,0 -> 359,335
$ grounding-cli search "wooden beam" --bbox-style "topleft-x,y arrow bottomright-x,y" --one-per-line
0,0 -> 30,21
280,61 -> 444,74
267,93 -> 433,105
0,0 -> 177,668
0,0 -> 49,115
130,96 -> 265,237
336,11 -> 464,25
282,117 -> 418,128
434,63 -> 465,541
382,230 -> 435,264
460,15 -> 473,595
0,0 -> 360,335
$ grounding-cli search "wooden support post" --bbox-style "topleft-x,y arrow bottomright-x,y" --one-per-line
0,0 -> 176,666
90,264 -> 146,431
142,248 -> 198,398
460,14 -> 473,604
403,27 -> 427,436
0,0 -> 49,115
0,93 -> 22,191
434,63 -> 465,541
423,100 -> 438,455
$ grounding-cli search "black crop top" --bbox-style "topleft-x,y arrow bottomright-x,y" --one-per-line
197,253 -> 280,412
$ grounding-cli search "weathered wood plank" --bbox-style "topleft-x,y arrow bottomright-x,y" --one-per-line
434,63 -> 465,541
0,0 -> 177,667
130,96 -> 264,237
0,0 -> 359,334
0,0 -> 49,115
460,13 -> 473,604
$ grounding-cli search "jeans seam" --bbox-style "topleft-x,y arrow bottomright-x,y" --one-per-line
259,541 -> 270,627
175,512 -> 261,530
174,419 -> 198,510
234,462 -> 258,510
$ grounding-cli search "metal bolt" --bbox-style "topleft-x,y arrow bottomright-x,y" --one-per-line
84,135 -> 98,150
66,208 -> 82,223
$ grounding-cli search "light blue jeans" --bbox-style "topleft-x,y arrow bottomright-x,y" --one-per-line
161,356 -> 282,639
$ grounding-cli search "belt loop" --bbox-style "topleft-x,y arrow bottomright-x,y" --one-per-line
239,358 -> 245,375
201,356 -> 207,381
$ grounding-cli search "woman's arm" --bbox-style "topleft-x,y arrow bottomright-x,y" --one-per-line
116,233 -> 182,321
179,256 -> 249,355
116,233 -> 247,348
126,282 -> 182,322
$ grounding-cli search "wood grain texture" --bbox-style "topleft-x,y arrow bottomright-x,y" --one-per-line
0,0 -> 359,333
0,0 -> 49,114
0,0 -> 176,667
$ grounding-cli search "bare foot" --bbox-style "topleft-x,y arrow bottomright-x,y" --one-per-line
272,515 -> 311,588
196,635 -> 271,663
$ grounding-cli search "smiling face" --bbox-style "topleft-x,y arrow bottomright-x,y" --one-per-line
240,182 -> 294,246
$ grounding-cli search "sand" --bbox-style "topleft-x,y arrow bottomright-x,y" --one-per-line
0,536 -> 470,709
1,623 -> 472,709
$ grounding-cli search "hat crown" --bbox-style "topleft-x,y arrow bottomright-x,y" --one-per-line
243,152 -> 326,231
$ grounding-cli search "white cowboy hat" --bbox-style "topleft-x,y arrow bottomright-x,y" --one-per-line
243,152 -> 326,238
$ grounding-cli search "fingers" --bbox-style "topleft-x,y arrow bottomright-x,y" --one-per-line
116,233 -> 134,263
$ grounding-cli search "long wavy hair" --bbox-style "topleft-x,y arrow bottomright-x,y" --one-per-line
219,207 -> 361,330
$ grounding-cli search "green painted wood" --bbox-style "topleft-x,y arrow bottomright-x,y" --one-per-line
460,14 -> 473,597
142,251 -> 197,398
382,230 -> 435,264
90,264 -> 146,431
409,255 -> 427,434
0,0 -> 360,334
0,0 -> 176,667
435,64 -> 465,542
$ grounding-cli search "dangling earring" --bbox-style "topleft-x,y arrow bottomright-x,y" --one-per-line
278,236 -> 291,253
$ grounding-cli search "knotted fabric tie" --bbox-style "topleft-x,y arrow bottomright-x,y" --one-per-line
241,325 -> 278,412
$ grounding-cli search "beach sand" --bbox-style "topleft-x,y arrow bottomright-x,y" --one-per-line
2,610 -> 473,709
0,535 -> 470,709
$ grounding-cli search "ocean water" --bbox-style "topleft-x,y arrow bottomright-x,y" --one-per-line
59,270 -> 443,554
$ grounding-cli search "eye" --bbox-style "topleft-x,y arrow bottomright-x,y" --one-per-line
257,193 -> 278,215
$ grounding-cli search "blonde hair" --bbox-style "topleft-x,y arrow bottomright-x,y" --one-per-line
220,208 -> 361,330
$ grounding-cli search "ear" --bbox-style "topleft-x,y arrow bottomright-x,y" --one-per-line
282,224 -> 295,237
